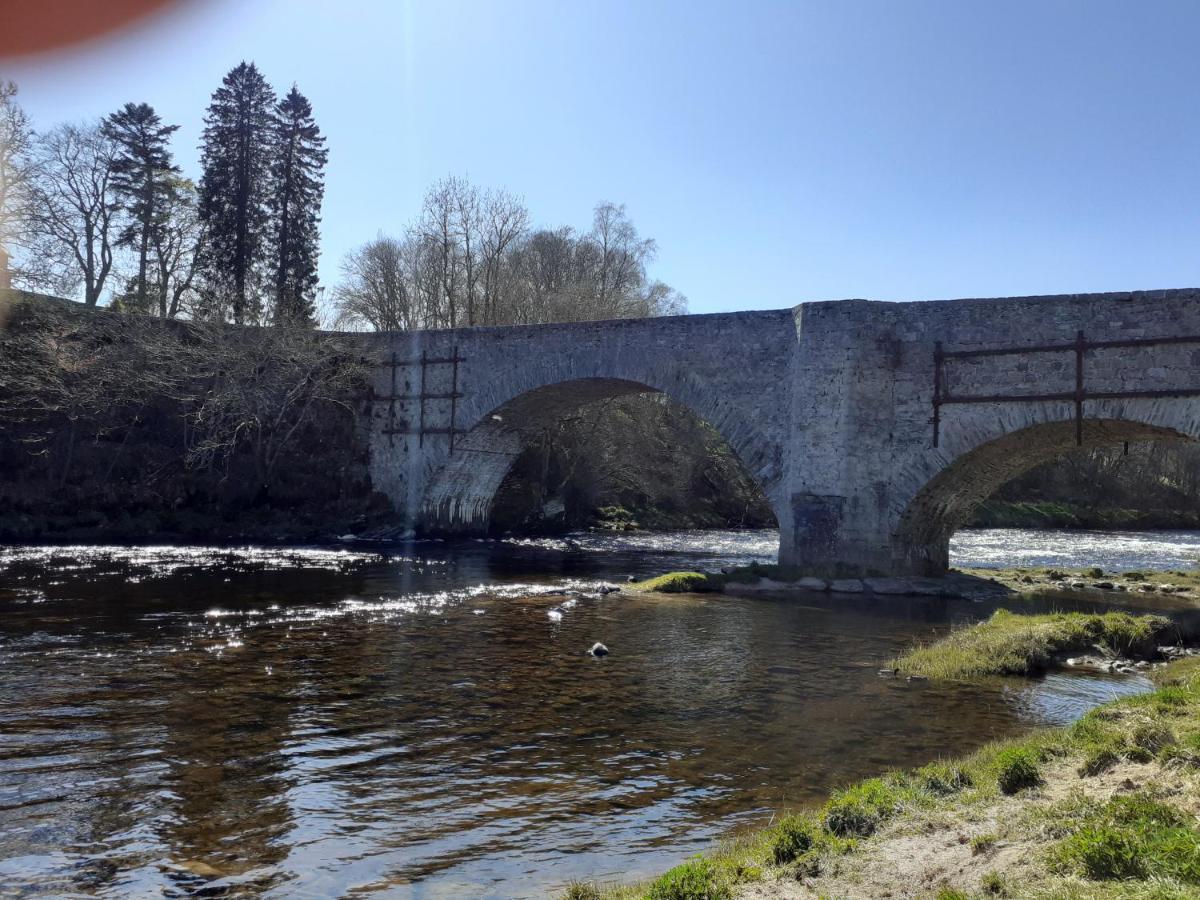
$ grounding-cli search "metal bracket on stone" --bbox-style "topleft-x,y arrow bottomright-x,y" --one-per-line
931,332 -> 1200,448
369,347 -> 466,452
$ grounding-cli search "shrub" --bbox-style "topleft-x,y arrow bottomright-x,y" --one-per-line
645,858 -> 731,900
993,747 -> 1041,794
824,777 -> 907,837
770,815 -> 814,864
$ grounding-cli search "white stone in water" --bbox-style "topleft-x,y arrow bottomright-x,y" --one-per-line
589,642 -> 609,657
797,576 -> 828,591
547,609 -> 563,622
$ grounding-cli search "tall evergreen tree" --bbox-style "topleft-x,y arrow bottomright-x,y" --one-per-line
269,86 -> 327,325
101,102 -> 180,315
198,62 -> 275,324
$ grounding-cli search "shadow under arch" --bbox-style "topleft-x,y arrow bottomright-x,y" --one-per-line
417,376 -> 784,547
893,418 -> 1194,575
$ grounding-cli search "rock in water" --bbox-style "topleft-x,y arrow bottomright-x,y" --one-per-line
547,608 -> 563,622
589,642 -> 609,657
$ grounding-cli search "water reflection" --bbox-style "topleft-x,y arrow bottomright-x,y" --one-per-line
0,533 -> 1164,897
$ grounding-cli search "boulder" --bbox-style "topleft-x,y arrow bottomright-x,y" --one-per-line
589,642 -> 609,657
829,579 -> 865,593
797,576 -> 829,591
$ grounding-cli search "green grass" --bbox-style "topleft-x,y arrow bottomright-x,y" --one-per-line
644,858 -> 731,900
768,814 -> 814,864
823,776 -> 914,837
894,609 -> 1173,679
1049,794 -> 1200,883
992,746 -> 1042,794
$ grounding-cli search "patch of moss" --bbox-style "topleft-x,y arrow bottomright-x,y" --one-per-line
894,609 -> 1172,679
629,572 -> 720,593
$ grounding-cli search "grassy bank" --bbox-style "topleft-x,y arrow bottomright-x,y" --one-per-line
566,656 -> 1200,899
893,609 -> 1175,679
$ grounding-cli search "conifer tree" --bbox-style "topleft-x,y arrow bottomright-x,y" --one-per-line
268,86 -> 327,326
101,102 -> 179,314
198,62 -> 276,324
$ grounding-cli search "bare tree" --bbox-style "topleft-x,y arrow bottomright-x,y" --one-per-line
27,123 -> 120,306
415,178 -> 460,327
333,234 -> 418,331
0,81 -> 35,290
182,322 -> 368,495
150,176 -> 205,318
480,187 -> 529,324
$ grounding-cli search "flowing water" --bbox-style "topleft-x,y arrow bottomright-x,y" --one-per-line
0,529 -> 1187,898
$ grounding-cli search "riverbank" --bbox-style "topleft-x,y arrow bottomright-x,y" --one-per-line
631,563 -> 1200,604
570,656 -> 1200,900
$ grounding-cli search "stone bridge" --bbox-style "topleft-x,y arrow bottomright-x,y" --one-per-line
361,288 -> 1200,576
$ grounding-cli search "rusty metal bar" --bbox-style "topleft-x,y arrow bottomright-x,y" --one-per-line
367,392 -> 463,402
386,355 -> 465,366
931,341 -> 943,448
939,387 -> 1200,405
449,345 -> 459,455
1075,330 -> 1085,446
388,351 -> 398,448
941,332 -> 1200,360
381,427 -> 464,436
418,350 -> 427,447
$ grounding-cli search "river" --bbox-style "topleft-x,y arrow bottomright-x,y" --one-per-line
0,528 -> 1194,898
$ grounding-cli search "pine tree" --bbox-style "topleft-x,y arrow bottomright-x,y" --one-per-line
198,62 -> 276,324
268,86 -> 327,326
101,102 -> 180,315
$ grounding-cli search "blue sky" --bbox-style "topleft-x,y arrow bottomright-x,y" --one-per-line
6,0 -> 1200,313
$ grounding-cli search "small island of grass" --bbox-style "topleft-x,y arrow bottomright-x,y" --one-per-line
893,609 -> 1175,679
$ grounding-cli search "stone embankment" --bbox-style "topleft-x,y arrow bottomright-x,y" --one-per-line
713,564 -> 1200,603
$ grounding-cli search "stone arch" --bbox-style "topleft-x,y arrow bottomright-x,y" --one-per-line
417,375 -> 785,540
892,410 -> 1198,575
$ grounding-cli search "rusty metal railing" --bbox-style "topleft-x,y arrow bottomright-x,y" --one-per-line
932,332 -> 1200,447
